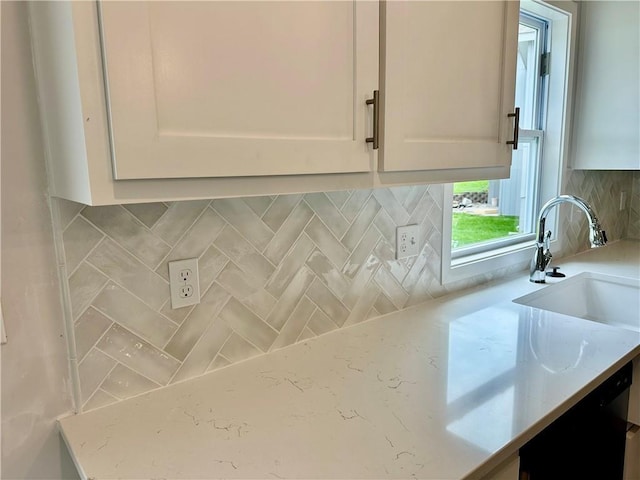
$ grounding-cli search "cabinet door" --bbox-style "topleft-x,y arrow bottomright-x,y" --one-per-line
98,1 -> 378,180
380,1 -> 519,174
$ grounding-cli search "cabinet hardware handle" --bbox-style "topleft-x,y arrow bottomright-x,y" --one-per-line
507,107 -> 520,150
366,90 -> 379,150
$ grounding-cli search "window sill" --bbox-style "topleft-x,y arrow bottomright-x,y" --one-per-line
442,239 -> 543,285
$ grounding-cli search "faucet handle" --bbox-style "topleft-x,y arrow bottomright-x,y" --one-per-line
546,266 -> 566,278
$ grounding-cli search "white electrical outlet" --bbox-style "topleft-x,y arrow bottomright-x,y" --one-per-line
396,224 -> 419,259
169,258 -> 200,309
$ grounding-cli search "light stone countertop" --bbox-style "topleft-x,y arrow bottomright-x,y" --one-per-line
58,240 -> 640,480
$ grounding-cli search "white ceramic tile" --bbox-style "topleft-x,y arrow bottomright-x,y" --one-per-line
92,282 -> 177,348
261,194 -> 302,232
366,307 -> 381,321
159,299 -> 194,325
304,217 -> 349,268
75,307 -> 113,362
158,207 -> 226,276
87,238 -> 169,310
79,348 -> 116,404
374,240 -> 409,285
218,297 -> 278,352
340,189 -> 372,222
266,267 -> 315,331
265,234 -> 314,298
407,189 -> 438,226
344,283 -> 381,327
341,197 -> 381,251
326,190 -> 351,210
373,188 -> 411,226
388,186 -> 412,207
303,193 -> 348,238
97,324 -> 180,386
342,225 -> 380,279
342,254 -> 381,310
152,200 -> 209,245
214,226 -> 275,283
211,198 -> 274,251
69,262 -> 108,319
198,244 -> 229,292
263,201 -> 314,264
305,278 -> 349,327
56,198 -> 84,229
63,217 -> 104,273
307,309 -> 338,336
170,321 -> 232,384
83,389 -> 118,412
123,203 -> 168,229
100,364 -> 161,400
82,205 -> 171,269
401,249 -> 431,293
297,326 -> 316,342
270,297 -> 316,351
305,250 -> 349,299
402,186 -> 428,214
373,208 -> 397,246
242,196 -> 274,218
374,292 -> 398,315
216,262 -> 276,319
207,355 -> 231,372
164,283 -> 231,361
373,264 -> 409,310
218,333 -> 262,364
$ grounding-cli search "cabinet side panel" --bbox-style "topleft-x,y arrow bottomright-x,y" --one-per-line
28,2 -> 92,203
572,1 -> 640,170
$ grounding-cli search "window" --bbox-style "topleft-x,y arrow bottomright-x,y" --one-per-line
442,0 -> 577,283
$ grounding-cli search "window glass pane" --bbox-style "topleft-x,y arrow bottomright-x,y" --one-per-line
452,138 -> 539,250
516,23 -> 541,129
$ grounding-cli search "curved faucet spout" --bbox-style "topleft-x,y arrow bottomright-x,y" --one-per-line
529,195 -> 607,283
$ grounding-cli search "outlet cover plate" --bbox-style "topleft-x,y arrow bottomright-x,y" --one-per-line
169,258 -> 201,309
396,224 -> 419,259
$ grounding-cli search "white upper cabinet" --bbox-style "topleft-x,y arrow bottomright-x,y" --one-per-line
571,1 -> 640,170
99,1 -> 377,179
379,1 -> 520,175
28,1 -> 519,205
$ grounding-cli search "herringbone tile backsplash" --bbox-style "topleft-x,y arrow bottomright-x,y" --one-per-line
560,170 -> 634,256
60,186 -> 451,411
58,172 -> 637,412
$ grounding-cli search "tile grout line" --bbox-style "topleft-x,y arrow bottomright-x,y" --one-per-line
78,211 -> 172,271
151,203 -> 221,272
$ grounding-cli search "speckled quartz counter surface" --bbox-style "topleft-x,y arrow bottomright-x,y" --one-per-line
58,240 -> 640,480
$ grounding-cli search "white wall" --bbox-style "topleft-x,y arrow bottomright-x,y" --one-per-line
1,3 -> 78,478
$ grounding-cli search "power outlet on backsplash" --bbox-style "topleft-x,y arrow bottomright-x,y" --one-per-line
169,258 -> 201,309
396,224 -> 419,259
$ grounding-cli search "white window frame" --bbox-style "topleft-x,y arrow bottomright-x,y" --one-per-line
441,0 -> 578,285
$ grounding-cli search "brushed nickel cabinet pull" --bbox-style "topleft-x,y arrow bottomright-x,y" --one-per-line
507,107 -> 520,150
366,90 -> 379,150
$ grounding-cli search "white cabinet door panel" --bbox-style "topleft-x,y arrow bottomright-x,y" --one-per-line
380,1 -> 519,173
99,1 -> 378,179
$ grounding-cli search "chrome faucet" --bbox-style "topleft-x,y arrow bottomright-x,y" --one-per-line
530,195 -> 607,283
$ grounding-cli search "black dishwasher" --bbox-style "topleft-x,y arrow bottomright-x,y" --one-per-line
519,361 -> 632,480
